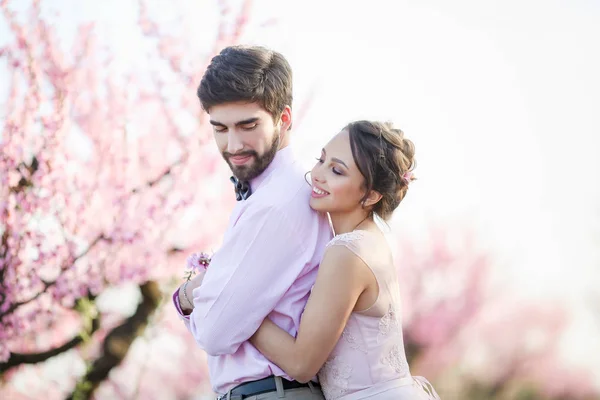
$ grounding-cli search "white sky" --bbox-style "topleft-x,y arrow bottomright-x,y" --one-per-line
270,0 -> 600,377
257,0 -> 600,302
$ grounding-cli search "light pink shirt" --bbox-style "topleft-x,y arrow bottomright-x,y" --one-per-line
173,147 -> 332,394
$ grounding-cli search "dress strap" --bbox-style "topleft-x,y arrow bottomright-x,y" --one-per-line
326,230 -> 367,256
412,376 -> 441,399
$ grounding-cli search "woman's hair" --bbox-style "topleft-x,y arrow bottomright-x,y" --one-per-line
345,120 -> 416,220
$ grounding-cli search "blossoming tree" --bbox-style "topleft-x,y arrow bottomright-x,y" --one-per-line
0,0 -> 263,397
1,1 -> 596,399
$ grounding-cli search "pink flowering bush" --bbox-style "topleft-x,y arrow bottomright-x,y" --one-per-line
398,228 -> 598,399
0,0 -> 265,397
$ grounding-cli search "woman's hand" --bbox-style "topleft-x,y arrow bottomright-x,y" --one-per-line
249,245 -> 371,382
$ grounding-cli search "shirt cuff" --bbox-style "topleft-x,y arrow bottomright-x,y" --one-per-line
172,287 -> 191,320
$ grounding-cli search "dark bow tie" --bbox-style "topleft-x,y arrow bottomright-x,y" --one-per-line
230,176 -> 251,201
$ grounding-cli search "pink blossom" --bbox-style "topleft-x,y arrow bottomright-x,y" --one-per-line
402,171 -> 414,184
0,344 -> 10,363
186,252 -> 211,273
0,4 -> 252,395
7,170 -> 20,187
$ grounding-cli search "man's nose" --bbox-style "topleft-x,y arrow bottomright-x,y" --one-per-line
227,131 -> 244,154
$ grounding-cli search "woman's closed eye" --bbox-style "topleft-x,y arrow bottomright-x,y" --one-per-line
316,157 -> 343,175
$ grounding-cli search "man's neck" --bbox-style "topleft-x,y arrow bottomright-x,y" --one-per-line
249,146 -> 294,191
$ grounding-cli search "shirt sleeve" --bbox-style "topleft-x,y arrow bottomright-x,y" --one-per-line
186,205 -> 311,356
172,288 -> 191,320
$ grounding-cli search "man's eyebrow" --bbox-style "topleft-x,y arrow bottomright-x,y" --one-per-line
209,120 -> 225,127
209,117 -> 259,127
235,117 -> 259,126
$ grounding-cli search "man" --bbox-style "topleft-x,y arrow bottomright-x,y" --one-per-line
172,46 -> 332,400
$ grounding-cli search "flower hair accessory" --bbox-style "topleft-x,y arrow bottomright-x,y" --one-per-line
184,252 -> 211,281
402,171 -> 415,185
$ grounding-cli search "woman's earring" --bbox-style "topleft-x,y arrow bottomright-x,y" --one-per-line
304,171 -> 311,186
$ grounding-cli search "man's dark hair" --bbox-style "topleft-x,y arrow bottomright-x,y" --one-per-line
197,46 -> 293,122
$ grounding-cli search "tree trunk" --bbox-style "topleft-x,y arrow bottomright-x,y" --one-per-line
67,281 -> 162,400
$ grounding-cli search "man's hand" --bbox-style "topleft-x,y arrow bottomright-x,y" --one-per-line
178,270 -> 206,312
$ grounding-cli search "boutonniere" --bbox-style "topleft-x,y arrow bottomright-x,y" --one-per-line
184,252 -> 211,281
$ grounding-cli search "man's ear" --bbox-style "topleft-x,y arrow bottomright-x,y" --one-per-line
279,105 -> 292,132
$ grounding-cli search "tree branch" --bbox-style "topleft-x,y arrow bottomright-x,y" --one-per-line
1,155 -> 185,323
0,315 -> 100,374
67,281 -> 161,400
130,158 -> 184,194
0,234 -> 109,321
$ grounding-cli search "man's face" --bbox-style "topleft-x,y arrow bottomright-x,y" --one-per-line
209,102 -> 284,181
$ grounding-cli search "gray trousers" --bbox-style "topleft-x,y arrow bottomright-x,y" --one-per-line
218,377 -> 325,400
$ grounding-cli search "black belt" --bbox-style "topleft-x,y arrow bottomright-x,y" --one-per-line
226,376 -> 319,399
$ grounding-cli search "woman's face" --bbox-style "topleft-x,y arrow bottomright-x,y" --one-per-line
309,130 -> 366,215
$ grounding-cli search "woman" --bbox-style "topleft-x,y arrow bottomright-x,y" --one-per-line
249,121 -> 440,399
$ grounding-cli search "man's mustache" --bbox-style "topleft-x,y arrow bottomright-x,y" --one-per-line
223,151 -> 257,160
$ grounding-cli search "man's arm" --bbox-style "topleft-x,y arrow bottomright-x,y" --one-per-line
249,245 -> 369,382
186,205 -> 312,356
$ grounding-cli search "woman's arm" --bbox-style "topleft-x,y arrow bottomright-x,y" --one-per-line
250,245 -> 371,382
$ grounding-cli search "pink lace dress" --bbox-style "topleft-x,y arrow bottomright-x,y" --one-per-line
317,230 -> 440,400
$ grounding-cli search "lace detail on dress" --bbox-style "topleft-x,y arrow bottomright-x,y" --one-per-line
342,327 -> 367,354
378,304 -> 401,343
377,303 -> 411,376
326,230 -> 366,250
318,356 -> 353,400
380,343 -> 410,375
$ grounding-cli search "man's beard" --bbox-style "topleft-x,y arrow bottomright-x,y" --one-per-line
224,133 -> 280,182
